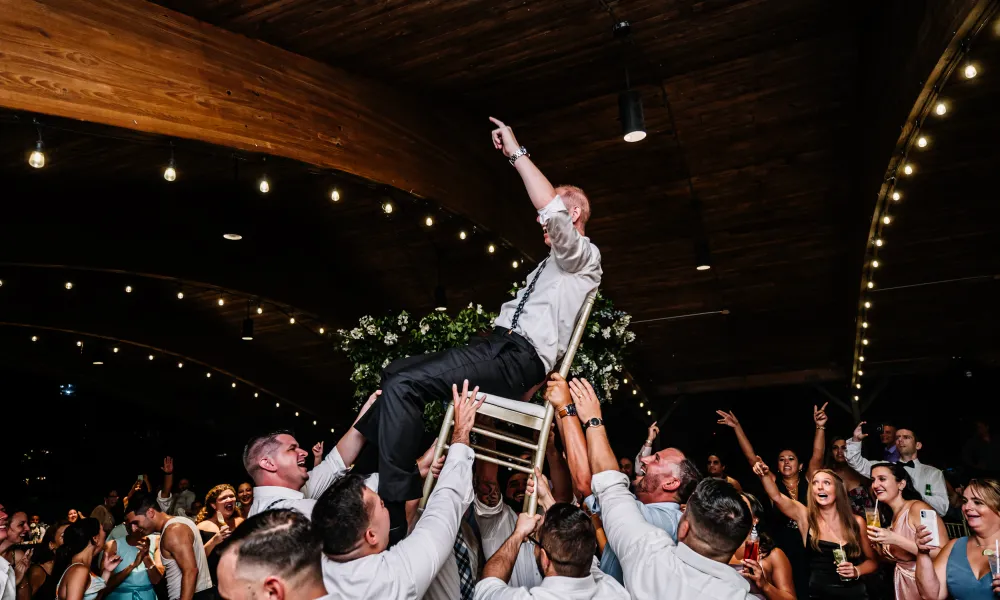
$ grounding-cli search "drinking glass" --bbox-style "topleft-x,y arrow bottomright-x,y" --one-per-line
865,507 -> 880,528
832,548 -> 849,581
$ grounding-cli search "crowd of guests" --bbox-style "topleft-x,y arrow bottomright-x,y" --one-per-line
2,378 -> 999,600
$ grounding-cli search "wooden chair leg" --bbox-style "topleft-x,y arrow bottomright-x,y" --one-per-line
419,400 -> 455,510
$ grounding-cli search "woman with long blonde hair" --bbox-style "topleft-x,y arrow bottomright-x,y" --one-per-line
754,458 -> 878,598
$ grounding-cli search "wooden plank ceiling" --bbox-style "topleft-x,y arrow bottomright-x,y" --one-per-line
146,0 -> 866,387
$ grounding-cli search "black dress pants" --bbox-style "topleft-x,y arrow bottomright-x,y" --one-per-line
354,328 -> 546,503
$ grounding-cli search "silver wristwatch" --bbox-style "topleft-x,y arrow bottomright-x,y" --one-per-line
509,146 -> 529,166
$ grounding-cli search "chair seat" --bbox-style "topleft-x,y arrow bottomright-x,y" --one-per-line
481,394 -> 547,419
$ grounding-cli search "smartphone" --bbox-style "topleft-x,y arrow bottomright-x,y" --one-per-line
137,474 -> 144,482
919,510 -> 940,547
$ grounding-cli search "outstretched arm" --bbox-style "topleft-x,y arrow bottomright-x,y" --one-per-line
335,389 -> 381,466
807,403 -> 829,479
717,410 -> 767,472
490,117 -> 554,211
753,457 -> 808,537
547,373 -> 592,499
845,423 -> 875,478
481,513 -> 541,583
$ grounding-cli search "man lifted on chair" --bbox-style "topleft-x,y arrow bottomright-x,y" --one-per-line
354,117 -> 602,542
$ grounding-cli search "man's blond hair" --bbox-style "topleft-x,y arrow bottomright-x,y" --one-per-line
555,185 -> 591,225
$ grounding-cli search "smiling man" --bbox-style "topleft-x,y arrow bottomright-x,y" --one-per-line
243,390 -> 381,518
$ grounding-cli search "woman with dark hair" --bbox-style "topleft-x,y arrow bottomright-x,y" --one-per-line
866,462 -> 948,600
754,459 -> 879,599
718,409 -> 811,599
66,511 -> 81,525
22,520 -> 70,600
728,493 -> 797,600
53,518 -> 133,600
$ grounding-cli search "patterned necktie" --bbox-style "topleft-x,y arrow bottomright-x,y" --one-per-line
454,533 -> 475,600
509,257 -> 548,333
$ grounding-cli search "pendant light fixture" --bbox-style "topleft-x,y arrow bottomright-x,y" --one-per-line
614,20 -> 646,143
28,120 -> 46,168
242,301 -> 254,340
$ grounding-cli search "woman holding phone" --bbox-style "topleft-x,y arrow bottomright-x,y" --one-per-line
915,478 -> 1000,599
753,457 -> 879,599
866,462 -> 947,600
727,493 -> 797,600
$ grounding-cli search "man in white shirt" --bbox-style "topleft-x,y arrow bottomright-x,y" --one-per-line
243,390 -> 381,518
216,509 -> 330,600
573,380 -> 756,600
475,472 -> 627,600
314,381 -> 484,600
353,117 -> 602,539
847,422 -> 949,515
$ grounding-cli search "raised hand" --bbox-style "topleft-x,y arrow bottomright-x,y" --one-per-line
569,378 -> 601,422
544,372 -> 572,409
752,455 -> 771,478
489,117 -> 521,158
529,466 -> 555,511
312,442 -> 324,464
162,456 -> 174,473
102,550 -> 123,573
513,512 -> 542,541
14,549 -> 32,581
647,423 -> 660,444
213,524 -> 232,545
451,379 -> 485,445
134,538 -> 150,565
914,524 -> 938,553
853,421 -> 868,442
716,410 -> 740,429
813,402 -> 829,427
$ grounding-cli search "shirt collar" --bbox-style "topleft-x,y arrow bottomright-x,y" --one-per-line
674,543 -> 751,591
538,575 -> 598,593
253,486 -> 304,501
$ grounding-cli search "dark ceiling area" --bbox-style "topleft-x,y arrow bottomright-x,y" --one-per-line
1,0 -> 998,439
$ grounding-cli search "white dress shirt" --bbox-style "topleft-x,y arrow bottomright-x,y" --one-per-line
321,443 -> 476,600
249,447 -> 350,518
424,520 -> 481,600
592,470 -> 755,600
0,556 -> 14,600
474,556 -> 629,600
473,498 -> 543,589
494,195 -> 602,373
845,440 -> 949,515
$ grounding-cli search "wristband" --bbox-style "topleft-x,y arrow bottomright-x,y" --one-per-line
817,426 -> 826,430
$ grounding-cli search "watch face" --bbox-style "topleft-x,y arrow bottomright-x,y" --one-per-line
588,418 -> 601,428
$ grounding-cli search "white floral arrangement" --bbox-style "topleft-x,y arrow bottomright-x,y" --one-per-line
336,288 -> 635,429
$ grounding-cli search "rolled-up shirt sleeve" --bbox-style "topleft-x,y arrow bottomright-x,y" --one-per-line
845,440 -> 874,478
473,577 -> 531,600
537,195 -> 593,274
300,447 -> 348,499
592,470 -> 673,562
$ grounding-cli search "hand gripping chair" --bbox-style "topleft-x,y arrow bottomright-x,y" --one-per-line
419,289 -> 598,516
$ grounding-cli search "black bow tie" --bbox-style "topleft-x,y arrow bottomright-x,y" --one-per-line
899,460 -> 915,468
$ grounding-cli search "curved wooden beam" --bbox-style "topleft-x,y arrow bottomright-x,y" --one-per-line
0,0 -> 535,253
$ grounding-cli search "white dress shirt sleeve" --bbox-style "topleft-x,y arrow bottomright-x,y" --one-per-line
845,439 -> 874,478
592,470 -> 675,566
156,492 -> 173,513
635,443 -> 652,476
537,195 -> 593,274
473,577 -> 532,600
0,556 -> 14,600
919,465 -> 950,516
386,443 -> 475,599
300,447 -> 349,499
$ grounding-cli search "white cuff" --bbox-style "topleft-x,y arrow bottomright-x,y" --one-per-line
591,470 -> 630,496
537,195 -> 568,225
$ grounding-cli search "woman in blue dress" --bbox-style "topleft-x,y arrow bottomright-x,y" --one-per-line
915,478 -> 1000,599
102,527 -> 163,600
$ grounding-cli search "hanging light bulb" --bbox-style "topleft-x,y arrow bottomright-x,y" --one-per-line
512,260 -> 519,269
623,378 -> 628,384
31,336 -> 38,342
883,215 -> 891,225
177,291 -> 185,300
892,191 -> 901,201
853,395 -> 859,401
424,216 -> 434,227
872,260 -> 880,268
319,327 -> 325,334
148,354 -> 154,361
259,176 -> 270,194
856,383 -> 861,389
875,238 -> 883,247
218,297 -> 225,306
76,341 -> 83,347
487,244 -> 496,254
859,355 -> 865,362
964,64 -> 977,79
917,136 -> 928,148
113,347 -> 119,353
862,338 -> 869,345
289,316 -> 296,324
28,140 -> 46,169
64,282 -> 73,290
632,390 -> 638,396
206,372 -> 212,378
647,410 -> 652,416
295,412 -> 300,417
619,89 -> 646,142
862,321 -> 868,328
125,285 -> 133,293
382,201 -> 393,214
639,402 -> 644,407
867,281 -> 874,289
331,188 -> 341,202
242,318 -> 254,341
903,164 -> 914,175
934,102 -> 947,115
858,370 -> 864,376
459,230 -> 467,240
254,392 -> 259,398
864,301 -> 871,309
275,402 -> 280,407
257,306 -> 263,315
434,285 -> 448,312
312,420 -> 317,425
232,382 -> 237,388
178,362 -> 183,368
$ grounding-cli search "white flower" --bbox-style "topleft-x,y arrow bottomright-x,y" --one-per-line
400,325 -> 406,331
366,325 -> 377,336
601,327 -> 611,339
359,315 -> 372,327
350,328 -> 363,339
382,358 -> 391,369
384,333 -> 398,346
625,332 -> 636,343
468,302 -> 474,309
398,312 -> 409,326
476,304 -> 483,315
420,323 -> 430,335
